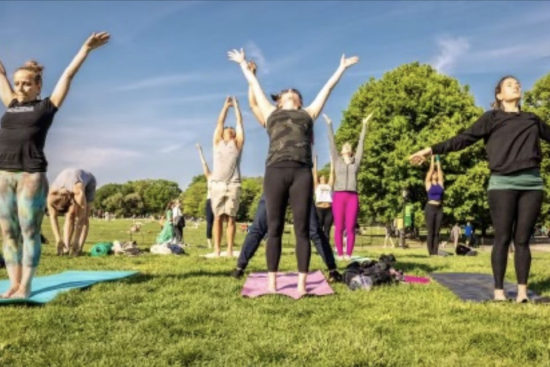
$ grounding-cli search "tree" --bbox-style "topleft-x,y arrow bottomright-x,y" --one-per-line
524,73 -> 550,224
182,175 -> 207,219
337,62 -> 489,231
236,177 -> 263,221
142,180 -> 181,214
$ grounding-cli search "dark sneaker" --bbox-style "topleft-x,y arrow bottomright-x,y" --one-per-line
328,270 -> 343,283
231,268 -> 244,279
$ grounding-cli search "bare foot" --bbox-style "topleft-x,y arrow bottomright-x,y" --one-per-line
9,286 -> 30,299
296,286 -> 308,298
1,285 -> 20,299
517,284 -> 528,303
494,289 -> 507,301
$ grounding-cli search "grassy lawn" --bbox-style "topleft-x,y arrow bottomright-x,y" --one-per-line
1,218 -> 550,366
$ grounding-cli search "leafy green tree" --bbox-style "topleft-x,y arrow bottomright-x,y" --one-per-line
337,62 -> 489,231
524,73 -> 550,224
182,175 -> 208,219
236,177 -> 263,221
142,180 -> 181,214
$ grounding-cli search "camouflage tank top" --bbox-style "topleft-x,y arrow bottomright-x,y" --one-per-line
265,109 -> 313,167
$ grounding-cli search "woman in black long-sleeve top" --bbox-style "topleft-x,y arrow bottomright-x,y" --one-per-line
409,76 -> 550,302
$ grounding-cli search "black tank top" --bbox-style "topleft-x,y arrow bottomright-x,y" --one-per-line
265,108 -> 313,167
0,98 -> 57,172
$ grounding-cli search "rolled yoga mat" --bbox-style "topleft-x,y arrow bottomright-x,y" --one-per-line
90,242 -> 113,257
0,270 -> 138,305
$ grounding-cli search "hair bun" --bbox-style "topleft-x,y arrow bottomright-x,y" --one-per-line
22,60 -> 44,74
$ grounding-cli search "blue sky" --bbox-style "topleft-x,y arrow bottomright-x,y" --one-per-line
1,1 -> 549,190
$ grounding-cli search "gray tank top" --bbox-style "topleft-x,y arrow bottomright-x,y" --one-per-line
211,140 -> 241,183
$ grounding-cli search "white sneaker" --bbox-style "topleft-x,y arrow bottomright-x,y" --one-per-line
336,255 -> 344,261
344,255 -> 351,261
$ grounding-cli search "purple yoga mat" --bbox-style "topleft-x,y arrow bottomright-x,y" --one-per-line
241,270 -> 334,299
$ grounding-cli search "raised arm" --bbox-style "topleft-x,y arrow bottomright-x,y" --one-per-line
246,61 -> 266,127
0,61 -> 15,107
312,155 -> 319,189
354,113 -> 372,164
228,48 -> 275,122
195,143 -> 211,178
305,54 -> 359,121
329,157 -> 335,187
409,111 -> 492,165
232,96 -> 245,150
425,155 -> 435,191
436,155 -> 444,187
323,114 -> 338,161
50,32 -> 110,108
214,97 -> 232,145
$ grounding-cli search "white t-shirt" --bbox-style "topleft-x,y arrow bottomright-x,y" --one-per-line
315,184 -> 333,204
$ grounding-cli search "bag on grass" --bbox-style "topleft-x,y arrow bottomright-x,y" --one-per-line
344,254 -> 400,291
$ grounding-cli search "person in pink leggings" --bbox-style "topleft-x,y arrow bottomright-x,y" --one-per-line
324,113 -> 371,260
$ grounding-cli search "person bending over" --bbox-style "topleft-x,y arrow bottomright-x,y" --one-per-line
47,168 -> 96,256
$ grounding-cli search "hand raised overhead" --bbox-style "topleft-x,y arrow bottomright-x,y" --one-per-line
228,48 -> 246,64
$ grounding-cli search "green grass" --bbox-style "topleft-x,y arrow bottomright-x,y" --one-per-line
1,218 -> 550,366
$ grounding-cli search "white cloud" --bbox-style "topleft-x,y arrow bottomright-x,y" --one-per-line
432,36 -> 470,74
115,74 -> 200,91
245,41 -> 270,75
159,144 -> 182,154
50,146 -> 143,171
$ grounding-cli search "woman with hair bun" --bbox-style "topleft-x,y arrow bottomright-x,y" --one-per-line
409,76 -> 550,302
0,32 -> 109,299
228,48 -> 358,295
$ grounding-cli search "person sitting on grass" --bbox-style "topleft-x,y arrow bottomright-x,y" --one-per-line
156,201 -> 175,245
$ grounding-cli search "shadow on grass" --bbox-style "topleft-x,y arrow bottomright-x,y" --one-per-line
395,261 -> 442,274
162,270 -> 233,280
528,278 -> 550,294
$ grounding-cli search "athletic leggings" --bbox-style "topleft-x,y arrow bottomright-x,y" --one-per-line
264,166 -> 312,273
332,191 -> 359,256
0,171 -> 48,267
316,206 -> 333,241
205,198 -> 214,240
424,203 -> 443,255
488,189 -> 542,289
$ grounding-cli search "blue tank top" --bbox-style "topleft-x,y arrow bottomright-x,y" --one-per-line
427,184 -> 444,201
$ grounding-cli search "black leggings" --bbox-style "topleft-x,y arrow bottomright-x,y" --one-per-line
205,198 -> 214,240
424,203 -> 443,255
488,189 -> 542,289
264,166 -> 312,273
316,206 -> 333,241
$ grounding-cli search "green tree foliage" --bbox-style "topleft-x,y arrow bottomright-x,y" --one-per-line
182,175 -> 208,219
524,73 -> 550,224
181,175 -> 263,222
337,62 -> 490,230
94,179 -> 181,217
236,177 -> 263,222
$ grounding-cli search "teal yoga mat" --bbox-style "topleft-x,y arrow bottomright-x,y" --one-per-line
0,270 -> 138,305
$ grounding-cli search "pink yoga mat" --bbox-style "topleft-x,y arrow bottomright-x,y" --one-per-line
403,275 -> 431,284
241,270 -> 334,299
